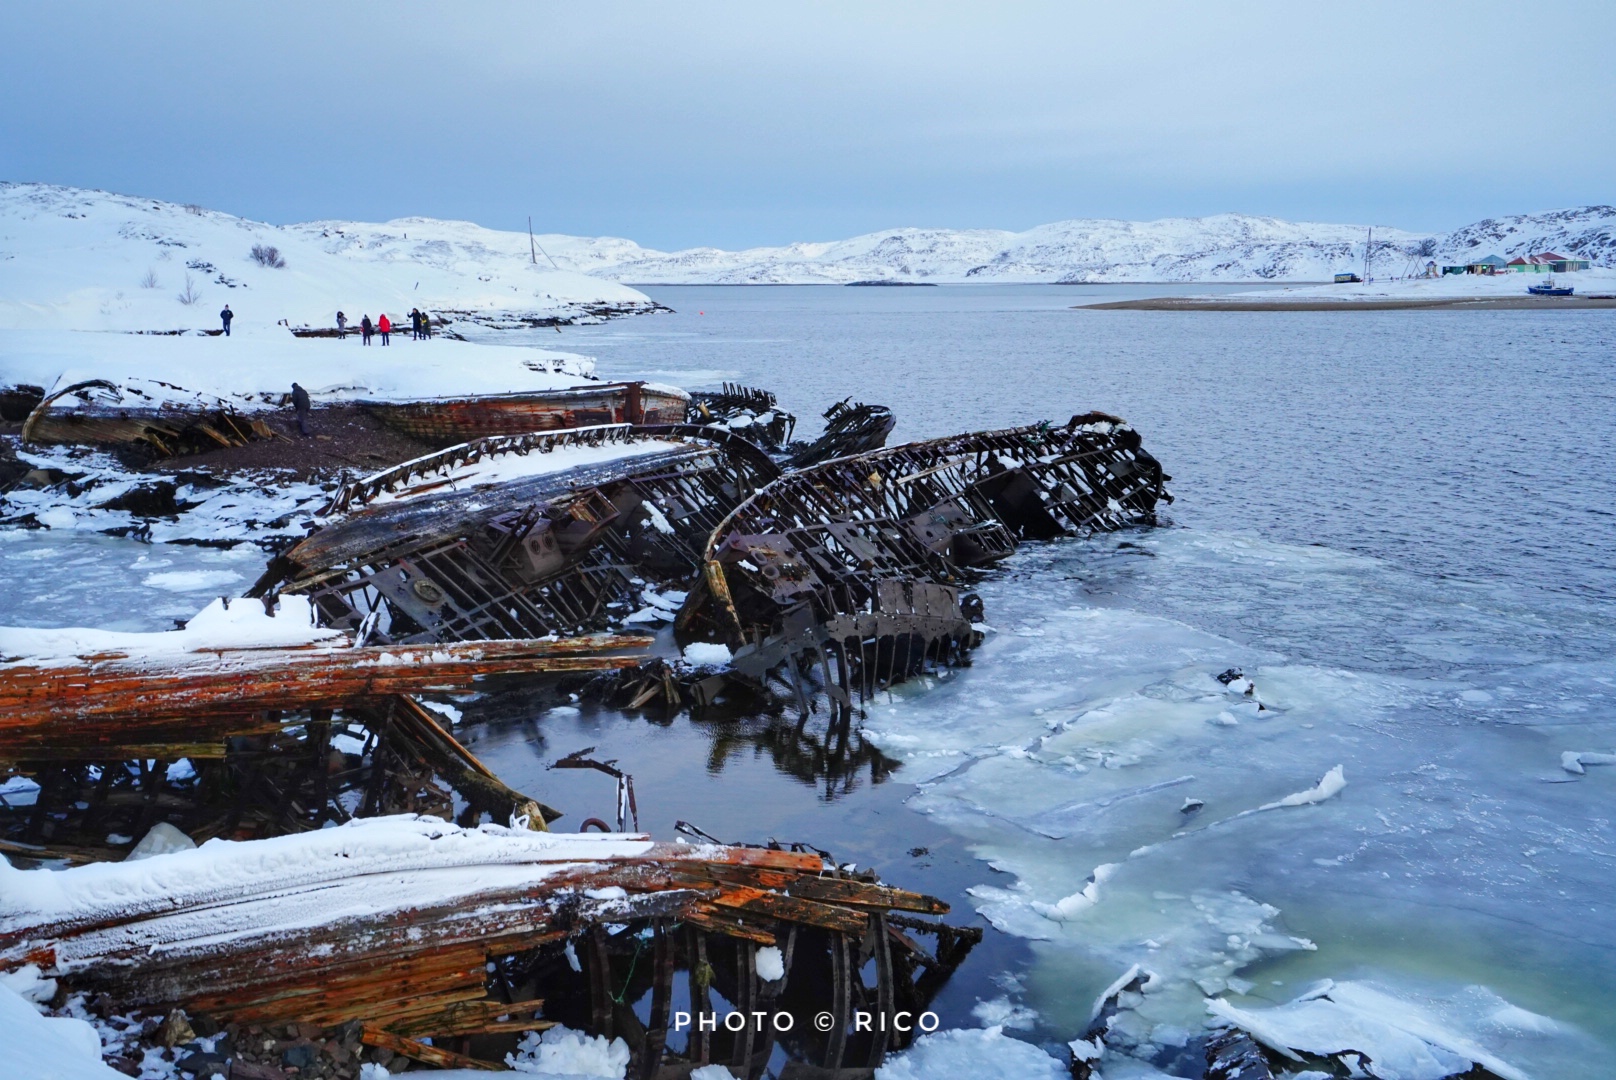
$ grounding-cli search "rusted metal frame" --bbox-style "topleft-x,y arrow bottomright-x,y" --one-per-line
687,926 -> 714,1065
588,925 -> 615,1039
328,424 -> 640,514
636,921 -> 674,1079
823,929 -> 852,1069
731,937 -> 759,1071
865,912 -> 895,1067
383,696 -> 560,826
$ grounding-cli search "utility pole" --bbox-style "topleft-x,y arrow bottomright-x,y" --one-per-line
528,215 -> 561,270
1363,227 -> 1373,284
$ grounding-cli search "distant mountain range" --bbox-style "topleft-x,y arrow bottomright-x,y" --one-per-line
541,205 -> 1616,284
1,184 -> 1611,320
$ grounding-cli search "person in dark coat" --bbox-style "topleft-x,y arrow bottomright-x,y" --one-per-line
291,382 -> 312,436
378,313 -> 391,345
220,305 -> 233,336
409,308 -> 421,340
361,314 -> 373,345
336,311 -> 348,339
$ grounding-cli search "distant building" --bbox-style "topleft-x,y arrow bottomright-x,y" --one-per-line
1505,252 -> 1592,273
1442,253 -> 1508,275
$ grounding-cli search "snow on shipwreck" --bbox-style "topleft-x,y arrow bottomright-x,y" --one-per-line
1,327 -> 688,457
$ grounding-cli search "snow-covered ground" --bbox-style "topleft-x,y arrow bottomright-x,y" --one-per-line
1,326 -> 602,414
1223,266 -> 1616,304
0,183 -> 660,333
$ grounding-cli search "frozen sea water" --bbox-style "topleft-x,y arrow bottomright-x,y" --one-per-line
5,285 -> 1613,1075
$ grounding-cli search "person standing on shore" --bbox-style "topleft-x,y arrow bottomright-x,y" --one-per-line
291,382 -> 312,436
219,304 -> 233,337
361,314 -> 373,345
378,313 -> 391,345
409,308 -> 421,340
336,311 -> 348,339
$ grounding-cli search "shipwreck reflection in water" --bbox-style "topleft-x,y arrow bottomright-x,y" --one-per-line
462,684 -> 900,804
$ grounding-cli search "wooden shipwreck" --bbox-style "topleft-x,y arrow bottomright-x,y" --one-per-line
669,413 -> 1171,715
0,604 -> 651,862
18,378 -> 687,458
361,382 -> 688,443
1,817 -> 976,1075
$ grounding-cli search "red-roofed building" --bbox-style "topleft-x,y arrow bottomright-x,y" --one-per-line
1505,252 -> 1590,273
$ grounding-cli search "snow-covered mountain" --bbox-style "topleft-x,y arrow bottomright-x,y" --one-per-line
545,206 -> 1616,284
2,183 -> 1610,309
0,183 -> 661,333
1435,205 -> 1616,268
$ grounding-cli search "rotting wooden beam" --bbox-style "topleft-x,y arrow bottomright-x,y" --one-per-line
0,634 -> 653,735
361,1025 -> 503,1071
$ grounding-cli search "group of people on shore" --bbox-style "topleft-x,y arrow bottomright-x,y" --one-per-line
334,308 -> 433,345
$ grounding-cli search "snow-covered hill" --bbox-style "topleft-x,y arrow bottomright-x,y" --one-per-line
541,207 -> 1614,284
537,207 -> 1614,285
0,183 -> 661,333
544,216 -> 1435,284
1435,205 -> 1616,268
3,183 -> 1610,303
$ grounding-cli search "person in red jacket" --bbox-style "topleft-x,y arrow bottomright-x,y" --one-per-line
378,313 -> 391,345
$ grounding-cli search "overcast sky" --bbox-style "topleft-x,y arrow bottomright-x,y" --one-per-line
3,2 -> 1611,249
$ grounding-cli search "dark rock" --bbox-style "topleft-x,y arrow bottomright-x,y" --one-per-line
177,1050 -> 228,1077
15,467 -> 76,489
281,1041 -> 318,1069
97,481 -> 182,517
1205,1027 -> 1275,1080
230,1061 -> 288,1080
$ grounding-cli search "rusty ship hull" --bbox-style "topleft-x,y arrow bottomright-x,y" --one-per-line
362,382 -> 688,443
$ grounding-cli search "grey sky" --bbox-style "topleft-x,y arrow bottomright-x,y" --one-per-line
3,1 -> 1611,249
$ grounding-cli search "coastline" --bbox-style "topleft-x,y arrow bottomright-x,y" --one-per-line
1078,294 -> 1616,311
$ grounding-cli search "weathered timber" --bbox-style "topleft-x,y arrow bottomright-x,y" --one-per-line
0,634 -> 650,737
1,820 -> 974,1071
362,382 -> 687,443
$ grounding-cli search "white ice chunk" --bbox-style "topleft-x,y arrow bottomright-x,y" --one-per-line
1258,765 -> 1346,811
755,945 -> 785,982
874,1026 -> 1067,1080
505,1023 -> 630,1077
0,982 -> 119,1079
682,642 -> 732,667
1560,751 -> 1616,775
1208,980 -> 1529,1080
0,964 -> 57,1004
970,996 -> 1036,1029
1032,863 -> 1118,922
125,822 -> 196,862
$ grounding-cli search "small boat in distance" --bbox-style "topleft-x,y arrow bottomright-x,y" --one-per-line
1527,276 -> 1575,297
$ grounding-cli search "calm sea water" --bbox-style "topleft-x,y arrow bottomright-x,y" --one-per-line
6,285 -> 1613,1073
531,285 -> 1615,1072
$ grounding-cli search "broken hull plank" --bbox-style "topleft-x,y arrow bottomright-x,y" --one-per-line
363,383 -> 687,443
0,635 -> 651,735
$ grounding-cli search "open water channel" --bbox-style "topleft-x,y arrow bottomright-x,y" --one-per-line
4,284 -> 1613,1077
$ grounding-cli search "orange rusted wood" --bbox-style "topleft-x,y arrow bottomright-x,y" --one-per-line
361,1024 -> 503,1071
363,383 -> 685,443
0,635 -> 652,737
